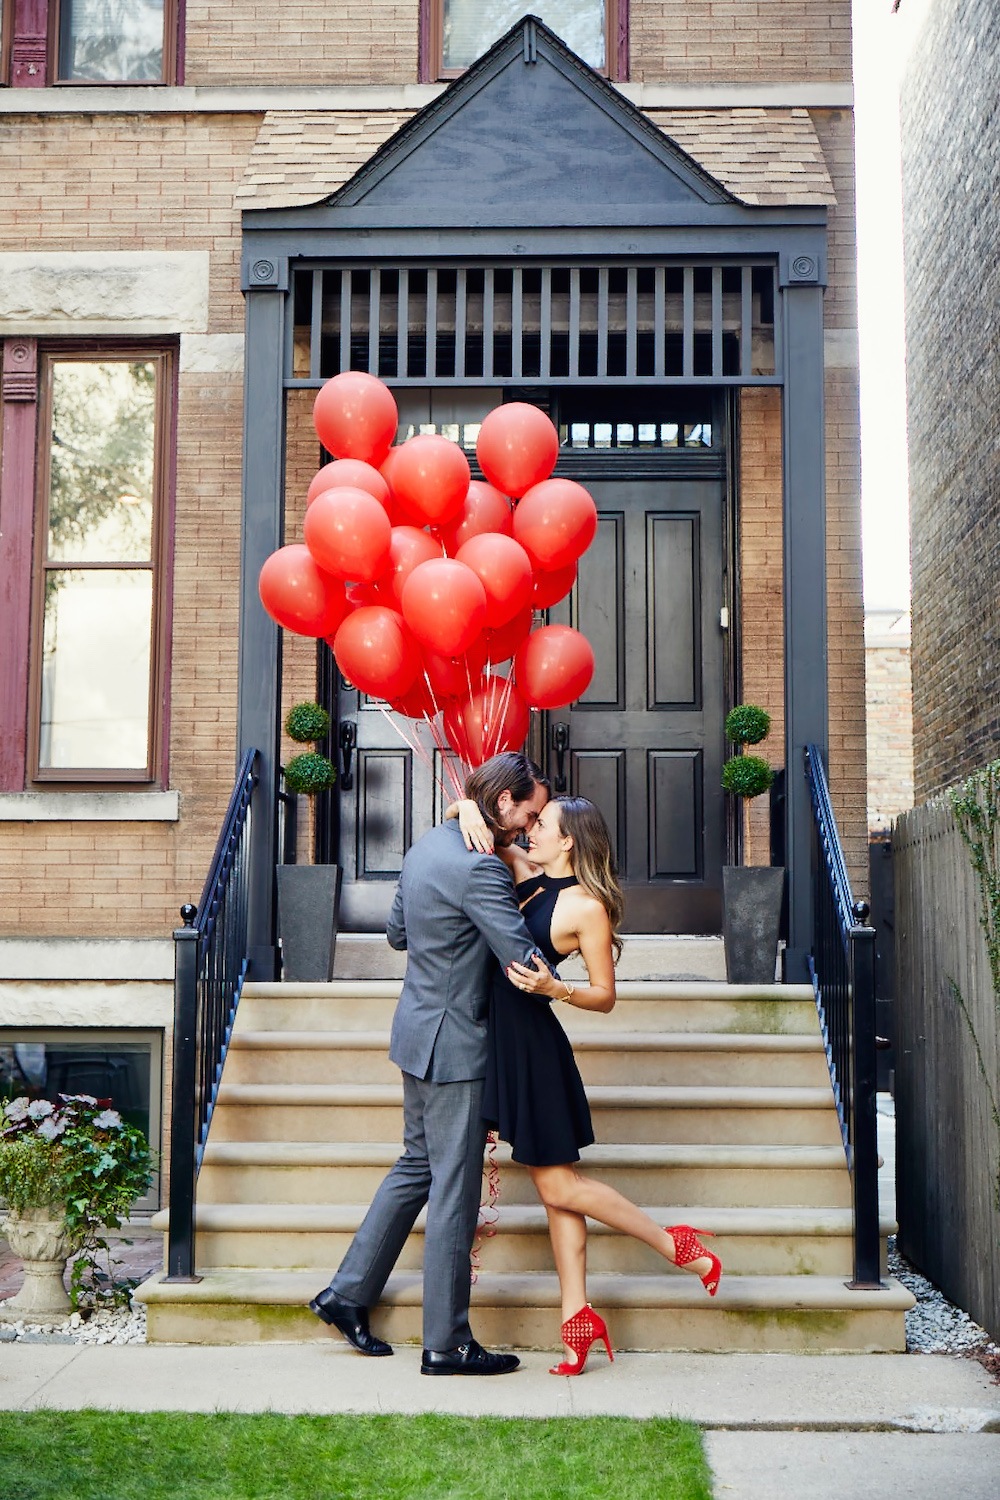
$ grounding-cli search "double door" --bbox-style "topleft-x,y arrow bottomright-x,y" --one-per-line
335,472 -> 727,934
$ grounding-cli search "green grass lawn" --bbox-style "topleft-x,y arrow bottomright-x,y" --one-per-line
0,1411 -> 711,1500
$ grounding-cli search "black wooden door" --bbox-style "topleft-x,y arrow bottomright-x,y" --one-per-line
335,473 -> 726,934
546,476 -> 726,932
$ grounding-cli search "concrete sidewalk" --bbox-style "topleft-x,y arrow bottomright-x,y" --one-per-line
1,1343 -> 998,1498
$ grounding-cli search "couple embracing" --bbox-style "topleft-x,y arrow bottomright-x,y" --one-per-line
310,751 -> 721,1376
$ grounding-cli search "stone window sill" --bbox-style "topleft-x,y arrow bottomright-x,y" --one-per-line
0,791 -> 179,822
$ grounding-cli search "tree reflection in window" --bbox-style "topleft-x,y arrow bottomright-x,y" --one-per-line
443,1 -> 606,72
59,0 -> 165,83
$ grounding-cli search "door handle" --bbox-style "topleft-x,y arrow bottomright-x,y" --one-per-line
551,722 -> 570,793
339,720 -> 357,791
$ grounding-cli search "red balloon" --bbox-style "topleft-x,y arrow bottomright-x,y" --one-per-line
484,604 -> 533,665
258,545 -> 350,639
313,372 -> 398,467
303,486 -> 392,583
514,478 -> 598,570
532,560 -> 577,609
400,557 -> 487,658
389,675 -> 440,720
307,459 -> 390,510
514,624 -> 595,710
332,606 -> 420,701
444,674 -> 530,765
422,637 -> 489,702
455,533 -> 533,628
346,580 -> 384,609
380,526 -> 443,607
476,403 -> 559,498
440,481 -> 513,554
388,435 -> 471,527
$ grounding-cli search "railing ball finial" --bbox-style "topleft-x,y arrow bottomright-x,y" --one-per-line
852,899 -> 870,924
180,903 -> 197,927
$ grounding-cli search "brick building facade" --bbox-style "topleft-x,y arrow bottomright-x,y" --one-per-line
900,0 -> 1000,799
0,3 -> 864,1186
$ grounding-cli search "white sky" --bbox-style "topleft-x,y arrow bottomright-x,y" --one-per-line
852,0 -> 934,608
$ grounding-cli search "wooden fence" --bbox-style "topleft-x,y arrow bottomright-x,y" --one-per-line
894,797 -> 1000,1341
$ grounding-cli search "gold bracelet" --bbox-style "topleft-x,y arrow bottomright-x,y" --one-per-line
560,981 -> 575,1003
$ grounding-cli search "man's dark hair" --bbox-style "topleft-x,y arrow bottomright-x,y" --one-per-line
464,752 -> 547,829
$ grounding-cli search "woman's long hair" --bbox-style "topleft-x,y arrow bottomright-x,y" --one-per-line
552,796 -> 624,962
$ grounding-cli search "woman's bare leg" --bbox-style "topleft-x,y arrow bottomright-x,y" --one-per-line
543,1202 -> 589,1349
527,1163 -> 713,1278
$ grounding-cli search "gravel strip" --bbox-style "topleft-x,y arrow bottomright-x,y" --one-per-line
0,1301 -> 146,1345
889,1235 -> 1000,1376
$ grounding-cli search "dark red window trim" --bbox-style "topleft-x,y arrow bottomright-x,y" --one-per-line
5,0 -> 182,87
0,339 -> 39,789
418,1 -> 628,84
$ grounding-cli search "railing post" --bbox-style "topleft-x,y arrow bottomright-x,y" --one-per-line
849,913 -> 883,1287
164,905 -> 203,1283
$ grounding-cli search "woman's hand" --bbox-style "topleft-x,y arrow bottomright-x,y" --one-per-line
506,953 -> 557,997
455,798 -> 494,853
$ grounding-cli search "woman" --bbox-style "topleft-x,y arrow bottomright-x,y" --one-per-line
450,793 -> 722,1375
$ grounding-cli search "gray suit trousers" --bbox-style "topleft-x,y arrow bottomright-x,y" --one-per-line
330,1071 -> 488,1351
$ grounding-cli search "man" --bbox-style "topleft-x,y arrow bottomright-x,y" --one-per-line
310,750 -> 549,1375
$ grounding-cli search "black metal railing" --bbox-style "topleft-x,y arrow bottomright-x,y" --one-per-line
165,748 -> 259,1281
805,744 -> 882,1288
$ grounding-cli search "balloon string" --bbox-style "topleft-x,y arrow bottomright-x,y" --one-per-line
470,1129 -> 501,1284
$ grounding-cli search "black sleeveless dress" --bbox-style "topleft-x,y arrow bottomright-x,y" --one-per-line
482,873 -> 595,1166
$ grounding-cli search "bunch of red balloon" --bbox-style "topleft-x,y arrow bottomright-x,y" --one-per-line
258,371 -> 597,768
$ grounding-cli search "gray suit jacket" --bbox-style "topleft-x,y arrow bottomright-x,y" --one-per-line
386,820 -> 546,1082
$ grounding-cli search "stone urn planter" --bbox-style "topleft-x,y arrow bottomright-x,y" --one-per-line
722,865 -> 786,984
2,1206 -> 79,1321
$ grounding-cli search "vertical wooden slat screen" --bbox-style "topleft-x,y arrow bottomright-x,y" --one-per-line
682,267 -> 694,379
339,272 -> 352,374
291,259 -> 780,385
740,265 -> 753,379
711,267 -> 723,377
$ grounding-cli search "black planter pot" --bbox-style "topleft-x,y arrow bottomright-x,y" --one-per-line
276,864 -> 343,982
722,866 -> 786,984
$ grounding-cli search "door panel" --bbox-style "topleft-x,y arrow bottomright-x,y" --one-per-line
337,474 -> 726,934
548,477 -> 724,932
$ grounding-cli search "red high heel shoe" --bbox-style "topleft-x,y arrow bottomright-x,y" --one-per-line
665,1224 -> 723,1296
549,1304 -> 614,1376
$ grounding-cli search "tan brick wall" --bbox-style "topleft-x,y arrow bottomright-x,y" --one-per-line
810,108 -> 856,330
737,372 -> 868,898
0,113 -> 261,335
631,1 -> 853,84
185,1 -> 420,86
865,619 -> 914,832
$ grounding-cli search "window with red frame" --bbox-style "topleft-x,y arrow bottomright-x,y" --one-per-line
25,348 -> 175,784
3,1 -> 180,85
421,1 -> 627,81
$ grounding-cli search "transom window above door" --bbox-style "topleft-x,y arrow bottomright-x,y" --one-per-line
423,1 -> 626,80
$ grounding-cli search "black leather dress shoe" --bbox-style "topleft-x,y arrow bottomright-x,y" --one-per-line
309,1288 -> 393,1356
420,1339 -> 520,1376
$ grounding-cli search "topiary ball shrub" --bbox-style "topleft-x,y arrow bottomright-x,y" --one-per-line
283,752 -> 337,796
725,704 -> 771,747
284,701 -> 331,745
722,753 -> 774,799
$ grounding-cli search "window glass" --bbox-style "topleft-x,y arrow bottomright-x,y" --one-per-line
443,1 -> 605,72
0,1032 -> 159,1210
59,0 -> 165,83
35,354 -> 166,779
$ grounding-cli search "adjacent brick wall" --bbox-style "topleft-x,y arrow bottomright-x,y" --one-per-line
865,611 -> 914,832
901,0 -> 1000,798
631,1 -> 852,84
185,0 -> 420,86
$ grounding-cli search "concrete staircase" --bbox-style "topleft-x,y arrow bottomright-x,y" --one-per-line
136,975 -> 914,1349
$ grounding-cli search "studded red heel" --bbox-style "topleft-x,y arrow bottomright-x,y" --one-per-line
665,1224 -> 723,1296
548,1304 -> 614,1376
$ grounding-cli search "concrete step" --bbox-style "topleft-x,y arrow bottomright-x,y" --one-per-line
135,1267 -> 914,1353
197,1140 -> 854,1209
207,1081 -> 842,1147
149,1202 -> 897,1278
225,1029 -> 831,1089
332,933 -> 728,983
238,982 -> 818,1037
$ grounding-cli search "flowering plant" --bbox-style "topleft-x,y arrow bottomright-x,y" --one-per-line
0,1093 -> 152,1309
